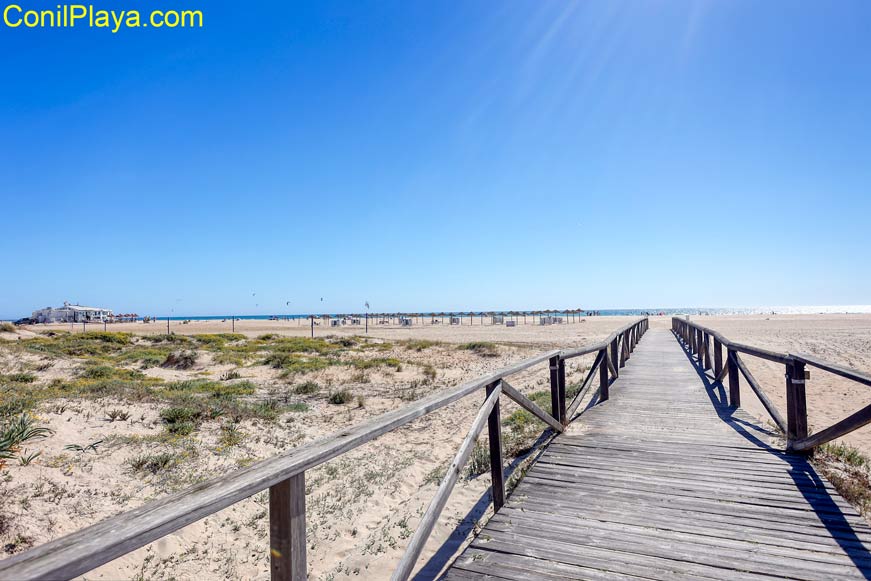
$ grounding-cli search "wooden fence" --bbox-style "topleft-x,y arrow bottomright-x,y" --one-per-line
0,318 -> 648,581
672,317 -> 871,453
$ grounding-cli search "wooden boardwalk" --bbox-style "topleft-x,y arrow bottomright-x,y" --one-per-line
443,329 -> 871,581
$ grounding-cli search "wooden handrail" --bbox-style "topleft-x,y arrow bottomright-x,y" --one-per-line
792,352 -> 871,388
672,317 -> 871,453
0,319 -> 648,581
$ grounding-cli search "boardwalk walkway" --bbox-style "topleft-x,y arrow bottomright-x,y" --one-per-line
444,328 -> 871,580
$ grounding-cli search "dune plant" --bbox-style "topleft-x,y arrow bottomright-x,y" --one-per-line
1,413 -> 53,465
458,342 -> 499,357
161,350 -> 198,369
328,390 -> 353,405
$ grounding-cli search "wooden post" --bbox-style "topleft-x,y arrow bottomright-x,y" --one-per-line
703,333 -> 711,370
557,358 -> 567,425
713,339 -> 723,377
727,350 -> 740,408
485,383 -> 505,512
269,473 -> 306,581
549,356 -> 560,423
610,337 -> 619,378
599,348 -> 609,401
624,330 -> 631,361
786,361 -> 808,449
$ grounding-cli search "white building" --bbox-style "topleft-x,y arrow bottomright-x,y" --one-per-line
32,302 -> 114,323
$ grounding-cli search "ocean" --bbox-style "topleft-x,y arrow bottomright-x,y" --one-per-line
144,305 -> 871,321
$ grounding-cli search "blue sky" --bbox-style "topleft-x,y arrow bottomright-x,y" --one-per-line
2,1 -> 870,318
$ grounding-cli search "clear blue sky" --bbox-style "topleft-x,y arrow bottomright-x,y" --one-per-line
2,1 -> 870,318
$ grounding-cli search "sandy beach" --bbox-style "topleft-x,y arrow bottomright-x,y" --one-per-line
1,313 -> 870,580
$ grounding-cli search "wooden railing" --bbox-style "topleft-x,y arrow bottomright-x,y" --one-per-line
672,317 -> 871,453
0,318 -> 648,581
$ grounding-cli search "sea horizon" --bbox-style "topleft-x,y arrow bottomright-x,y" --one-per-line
6,304 -> 871,323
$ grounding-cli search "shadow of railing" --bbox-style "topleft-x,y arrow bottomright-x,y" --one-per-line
672,330 -> 871,579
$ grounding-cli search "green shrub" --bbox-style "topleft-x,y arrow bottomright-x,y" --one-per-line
144,334 -> 191,344
265,353 -> 332,374
1,414 -> 53,464
81,332 -> 132,345
328,390 -> 352,405
128,452 -> 176,474
293,381 -> 320,395
160,406 -> 201,425
405,339 -> 440,351
163,379 -> 256,398
458,342 -> 499,357
351,357 -> 403,371
466,441 -> 491,477
192,334 -> 246,346
79,365 -> 147,382
161,350 -> 198,369
268,337 -> 338,355
115,347 -> 170,368
1,373 -> 37,384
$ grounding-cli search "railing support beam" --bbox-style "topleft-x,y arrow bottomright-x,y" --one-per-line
786,361 -> 809,451
610,337 -> 619,378
549,356 -> 561,424
713,338 -> 723,377
727,349 -> 740,408
485,382 -> 505,512
269,473 -> 307,581
599,348 -> 609,401
557,358 -> 567,425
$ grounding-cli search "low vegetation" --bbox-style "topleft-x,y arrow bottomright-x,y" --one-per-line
1,414 -> 53,466
0,322 -> 16,333
458,342 -> 499,357
404,339 -> 441,352
814,441 -> 871,516
328,390 -> 353,405
294,381 -> 320,395
161,350 -> 198,370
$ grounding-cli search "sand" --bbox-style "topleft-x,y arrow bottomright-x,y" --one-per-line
2,313 -> 869,580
